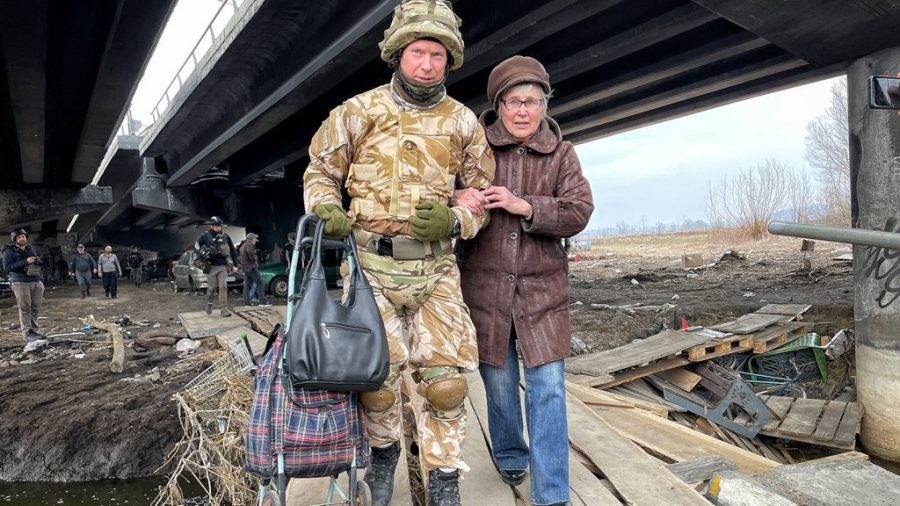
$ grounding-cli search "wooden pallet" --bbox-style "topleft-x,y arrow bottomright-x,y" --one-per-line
709,313 -> 789,334
687,334 -> 755,361
565,330 -> 711,380
733,396 -> 863,450
747,322 -> 812,353
177,310 -> 250,339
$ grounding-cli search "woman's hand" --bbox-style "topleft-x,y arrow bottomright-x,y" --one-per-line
482,186 -> 533,217
451,188 -> 488,216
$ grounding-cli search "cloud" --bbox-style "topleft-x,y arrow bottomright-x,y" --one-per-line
573,77 -> 840,229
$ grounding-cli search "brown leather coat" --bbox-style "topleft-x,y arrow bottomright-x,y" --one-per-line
457,111 -> 593,368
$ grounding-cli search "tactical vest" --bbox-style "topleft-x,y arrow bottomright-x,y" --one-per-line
345,85 -> 465,225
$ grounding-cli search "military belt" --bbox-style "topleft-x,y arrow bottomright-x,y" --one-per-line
355,230 -> 451,261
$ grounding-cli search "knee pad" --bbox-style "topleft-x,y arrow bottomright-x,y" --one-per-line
360,385 -> 397,413
422,367 -> 468,420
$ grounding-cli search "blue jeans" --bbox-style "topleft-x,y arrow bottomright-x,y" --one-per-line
479,336 -> 570,505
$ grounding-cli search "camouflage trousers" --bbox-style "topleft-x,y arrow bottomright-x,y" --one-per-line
351,250 -> 478,471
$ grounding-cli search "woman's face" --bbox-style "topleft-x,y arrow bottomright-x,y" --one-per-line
499,85 -> 543,143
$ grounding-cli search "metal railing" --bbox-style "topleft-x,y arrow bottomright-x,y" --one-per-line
149,0 -> 244,124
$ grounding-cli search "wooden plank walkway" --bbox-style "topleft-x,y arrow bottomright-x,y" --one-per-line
232,305 -> 286,336
754,304 -> 812,317
214,325 -> 268,358
177,310 -> 250,339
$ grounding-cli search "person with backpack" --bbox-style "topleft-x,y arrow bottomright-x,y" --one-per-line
126,246 -> 144,287
194,216 -> 238,316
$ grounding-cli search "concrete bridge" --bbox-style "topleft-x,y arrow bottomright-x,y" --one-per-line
2,0 -> 900,459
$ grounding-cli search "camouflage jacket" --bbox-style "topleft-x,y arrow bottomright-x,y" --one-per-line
303,79 -> 495,240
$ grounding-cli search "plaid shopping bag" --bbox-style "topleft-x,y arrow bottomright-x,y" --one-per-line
245,330 -> 369,478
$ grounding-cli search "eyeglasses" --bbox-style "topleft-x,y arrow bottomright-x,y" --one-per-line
501,98 -> 543,111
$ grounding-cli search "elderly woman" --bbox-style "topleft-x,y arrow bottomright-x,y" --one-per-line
454,56 -> 593,506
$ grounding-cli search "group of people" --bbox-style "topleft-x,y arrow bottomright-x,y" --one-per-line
301,1 -> 593,505
67,244 -> 145,299
3,1 -> 591,503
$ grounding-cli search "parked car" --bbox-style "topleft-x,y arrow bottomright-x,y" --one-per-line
172,250 -> 245,292
259,250 -> 343,298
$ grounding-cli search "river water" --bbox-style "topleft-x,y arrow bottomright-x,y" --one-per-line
0,477 -> 206,505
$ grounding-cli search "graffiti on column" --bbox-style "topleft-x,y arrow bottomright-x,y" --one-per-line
861,217 -> 900,308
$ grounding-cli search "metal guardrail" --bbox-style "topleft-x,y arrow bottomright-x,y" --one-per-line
149,0 -> 243,124
768,221 -> 900,250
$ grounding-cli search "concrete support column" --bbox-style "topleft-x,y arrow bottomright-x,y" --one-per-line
848,46 -> 900,462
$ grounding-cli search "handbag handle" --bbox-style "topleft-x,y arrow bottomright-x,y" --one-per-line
285,214 -> 369,331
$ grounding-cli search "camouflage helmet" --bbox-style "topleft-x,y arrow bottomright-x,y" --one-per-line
379,0 -> 464,70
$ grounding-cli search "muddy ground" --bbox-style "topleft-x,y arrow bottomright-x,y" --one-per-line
0,232 -> 857,482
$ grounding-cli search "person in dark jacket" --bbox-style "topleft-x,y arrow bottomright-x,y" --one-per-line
126,246 -> 144,287
239,233 -> 267,306
2,229 -> 46,340
195,216 -> 238,316
69,243 -> 98,299
453,56 -> 593,506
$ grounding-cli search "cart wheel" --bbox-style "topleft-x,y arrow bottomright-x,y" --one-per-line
261,489 -> 282,506
355,480 -> 372,506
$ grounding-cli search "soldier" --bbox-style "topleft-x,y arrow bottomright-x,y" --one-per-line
195,216 -> 238,316
126,246 -> 144,287
302,1 -> 494,504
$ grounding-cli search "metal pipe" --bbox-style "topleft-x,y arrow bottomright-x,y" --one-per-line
768,221 -> 900,250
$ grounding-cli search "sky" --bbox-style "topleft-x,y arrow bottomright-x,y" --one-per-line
124,0 -> 838,233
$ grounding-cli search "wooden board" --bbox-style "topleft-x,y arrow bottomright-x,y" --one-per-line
775,398 -> 826,437
687,337 -> 752,361
566,381 -> 668,418
666,455 -> 738,483
754,304 -> 812,317
833,402 -> 862,446
564,330 -> 710,377
468,370 -> 620,505
812,400 -> 848,441
709,313 -> 787,334
592,405 -> 781,476
567,397 -> 709,505
460,395 -> 518,506
232,305 -> 285,336
214,325 -> 268,358
285,443 -> 414,506
177,310 -> 250,339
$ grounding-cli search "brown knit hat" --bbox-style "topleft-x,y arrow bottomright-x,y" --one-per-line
486,55 -> 551,110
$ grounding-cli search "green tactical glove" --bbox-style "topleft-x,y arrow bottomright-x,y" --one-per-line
409,201 -> 455,242
314,204 -> 353,237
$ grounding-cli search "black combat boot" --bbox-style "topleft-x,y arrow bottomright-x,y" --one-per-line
427,469 -> 461,506
363,442 -> 401,506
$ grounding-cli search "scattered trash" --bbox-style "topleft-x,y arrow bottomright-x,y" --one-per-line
570,334 -> 590,355
152,323 -> 161,328
671,294 -> 680,300
686,273 -> 699,278
572,300 -> 583,306
826,329 -> 853,359
742,291 -> 755,297
631,278 -> 640,285
23,340 -> 50,354
114,315 -> 131,326
80,325 -> 96,331
175,338 -> 201,354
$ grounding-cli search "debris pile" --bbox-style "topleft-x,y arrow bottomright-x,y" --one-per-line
561,303 -> 899,504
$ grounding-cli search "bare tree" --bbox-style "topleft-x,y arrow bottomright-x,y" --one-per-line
786,166 -> 815,223
708,159 -> 790,239
805,78 -> 850,224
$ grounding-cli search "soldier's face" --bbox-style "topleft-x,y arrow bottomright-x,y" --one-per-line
399,39 -> 447,85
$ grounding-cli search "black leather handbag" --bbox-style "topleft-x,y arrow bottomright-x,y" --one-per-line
284,217 -> 389,392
